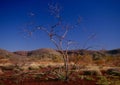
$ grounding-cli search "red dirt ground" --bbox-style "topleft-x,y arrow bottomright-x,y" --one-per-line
0,67 -> 108,85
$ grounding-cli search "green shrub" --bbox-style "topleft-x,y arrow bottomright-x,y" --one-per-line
85,76 -> 95,81
1,65 -> 15,70
83,70 -> 102,76
96,76 -> 110,85
107,69 -> 120,76
52,55 -> 63,62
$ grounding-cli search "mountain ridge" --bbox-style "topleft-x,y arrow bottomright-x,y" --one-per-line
0,48 -> 120,59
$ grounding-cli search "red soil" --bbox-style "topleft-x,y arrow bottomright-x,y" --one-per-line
0,67 -> 100,85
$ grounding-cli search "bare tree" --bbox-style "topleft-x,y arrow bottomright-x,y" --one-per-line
25,3 -> 80,81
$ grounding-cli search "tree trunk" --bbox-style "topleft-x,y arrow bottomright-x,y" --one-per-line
65,55 -> 69,81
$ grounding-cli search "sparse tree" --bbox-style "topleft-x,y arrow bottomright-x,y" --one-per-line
25,3 -> 81,81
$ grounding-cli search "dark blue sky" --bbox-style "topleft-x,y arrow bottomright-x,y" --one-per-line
0,0 -> 120,51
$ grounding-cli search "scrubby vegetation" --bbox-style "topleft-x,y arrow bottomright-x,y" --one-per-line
0,48 -> 120,85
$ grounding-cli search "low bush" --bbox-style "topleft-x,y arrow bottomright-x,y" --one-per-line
96,76 -> 109,85
106,68 -> 120,76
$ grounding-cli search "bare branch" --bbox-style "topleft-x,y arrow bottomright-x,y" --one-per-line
48,3 -> 61,19
82,33 -> 96,49
51,38 -> 61,50
62,28 -> 68,39
37,26 -> 50,35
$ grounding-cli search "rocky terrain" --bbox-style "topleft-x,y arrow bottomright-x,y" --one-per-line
0,48 -> 120,85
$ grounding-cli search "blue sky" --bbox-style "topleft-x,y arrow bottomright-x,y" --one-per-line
0,0 -> 120,51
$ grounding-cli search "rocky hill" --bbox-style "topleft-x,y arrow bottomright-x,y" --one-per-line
0,48 -> 120,62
